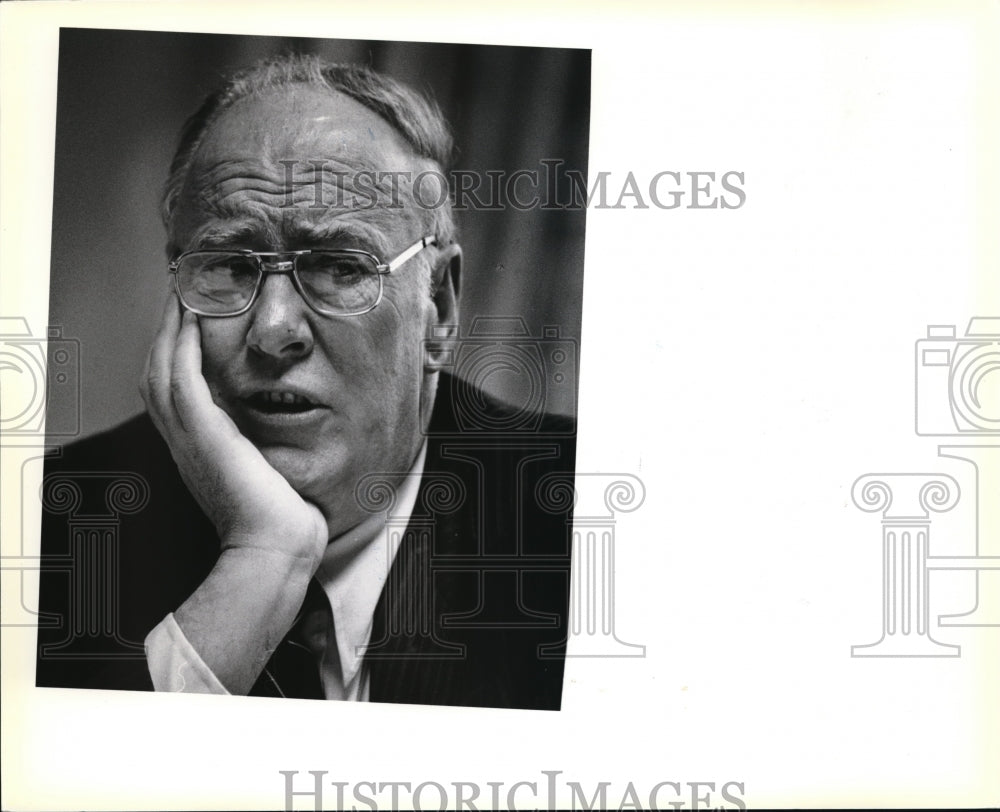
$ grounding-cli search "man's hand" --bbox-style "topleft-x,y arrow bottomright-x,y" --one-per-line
140,294 -> 329,694
141,294 -> 328,560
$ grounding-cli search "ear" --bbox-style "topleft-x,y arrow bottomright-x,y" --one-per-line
424,242 -> 462,372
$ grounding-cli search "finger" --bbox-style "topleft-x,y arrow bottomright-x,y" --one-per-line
141,291 -> 177,390
170,310 -> 236,438
143,292 -> 183,428
145,293 -> 182,420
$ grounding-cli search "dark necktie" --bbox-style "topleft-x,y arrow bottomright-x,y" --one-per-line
256,578 -> 329,699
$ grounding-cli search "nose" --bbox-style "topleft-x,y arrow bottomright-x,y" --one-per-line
245,272 -> 314,360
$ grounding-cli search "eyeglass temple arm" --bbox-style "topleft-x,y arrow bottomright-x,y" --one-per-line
383,236 -> 437,274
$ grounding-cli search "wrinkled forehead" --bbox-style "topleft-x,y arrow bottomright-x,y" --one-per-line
172,85 -> 438,252
193,84 -> 421,176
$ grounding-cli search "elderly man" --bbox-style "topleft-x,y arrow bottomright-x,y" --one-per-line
36,55 -> 576,709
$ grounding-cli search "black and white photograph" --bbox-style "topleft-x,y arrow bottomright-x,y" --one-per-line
2,2 -> 998,810
34,28 -> 589,709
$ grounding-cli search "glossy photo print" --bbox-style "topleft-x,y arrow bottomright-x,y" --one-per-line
34,28 -> 589,710
2,3 -> 997,811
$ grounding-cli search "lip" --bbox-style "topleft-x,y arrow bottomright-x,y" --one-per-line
232,385 -> 332,433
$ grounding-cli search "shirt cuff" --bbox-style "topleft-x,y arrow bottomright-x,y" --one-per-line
144,613 -> 230,694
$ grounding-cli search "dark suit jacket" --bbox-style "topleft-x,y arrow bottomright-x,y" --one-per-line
35,373 -> 576,710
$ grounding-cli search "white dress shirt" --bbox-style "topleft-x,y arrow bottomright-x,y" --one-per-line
145,442 -> 426,699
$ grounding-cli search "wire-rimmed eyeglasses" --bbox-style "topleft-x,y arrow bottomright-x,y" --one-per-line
168,235 -> 437,317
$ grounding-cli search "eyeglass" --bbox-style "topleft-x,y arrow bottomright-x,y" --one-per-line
168,235 -> 438,317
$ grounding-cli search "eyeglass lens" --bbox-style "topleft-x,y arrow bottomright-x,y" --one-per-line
175,252 -> 381,315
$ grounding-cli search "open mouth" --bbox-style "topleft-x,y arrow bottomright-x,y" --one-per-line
245,391 -> 322,414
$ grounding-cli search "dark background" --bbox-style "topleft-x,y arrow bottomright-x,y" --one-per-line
47,28 -> 590,440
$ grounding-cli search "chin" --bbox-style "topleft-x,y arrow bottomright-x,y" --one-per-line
258,443 -> 350,504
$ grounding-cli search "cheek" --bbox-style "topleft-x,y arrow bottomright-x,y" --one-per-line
353,323 -> 417,405
358,298 -> 431,407
386,299 -> 432,376
196,319 -> 247,388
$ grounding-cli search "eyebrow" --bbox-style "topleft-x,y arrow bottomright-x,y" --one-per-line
284,217 -> 393,256
191,220 -> 279,250
186,209 -> 416,257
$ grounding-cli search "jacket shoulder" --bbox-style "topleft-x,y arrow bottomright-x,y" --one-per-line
430,372 -> 576,437
46,413 -> 168,473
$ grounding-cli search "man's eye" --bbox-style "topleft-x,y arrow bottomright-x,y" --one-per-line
299,253 -> 372,282
203,257 -> 257,279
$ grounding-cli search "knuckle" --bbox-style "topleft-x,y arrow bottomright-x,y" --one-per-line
144,372 -> 166,403
168,372 -> 186,399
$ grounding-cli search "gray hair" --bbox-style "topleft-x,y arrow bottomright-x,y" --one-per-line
161,53 -> 457,253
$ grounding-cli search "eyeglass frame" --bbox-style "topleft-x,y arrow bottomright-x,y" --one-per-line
167,235 -> 438,318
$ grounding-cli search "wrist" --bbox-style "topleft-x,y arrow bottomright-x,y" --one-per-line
219,528 -> 327,575
172,544 -> 322,694
215,542 -> 323,584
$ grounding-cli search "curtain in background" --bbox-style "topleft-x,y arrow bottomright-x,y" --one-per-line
47,29 -> 590,438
